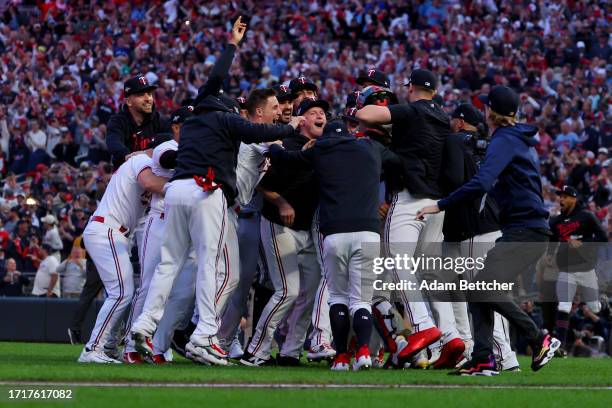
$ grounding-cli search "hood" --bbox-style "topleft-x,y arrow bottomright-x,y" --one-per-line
194,94 -> 237,114
316,120 -> 355,150
496,123 -> 539,147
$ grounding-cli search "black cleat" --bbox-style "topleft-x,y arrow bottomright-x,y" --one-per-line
531,333 -> 561,372
276,353 -> 301,367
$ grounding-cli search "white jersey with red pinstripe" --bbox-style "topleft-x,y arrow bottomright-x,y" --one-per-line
82,155 -> 153,352
150,140 -> 178,214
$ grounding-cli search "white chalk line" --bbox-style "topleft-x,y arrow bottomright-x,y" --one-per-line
0,381 -> 610,390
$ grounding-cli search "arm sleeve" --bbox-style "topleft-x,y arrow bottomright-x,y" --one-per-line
159,150 -> 177,169
438,134 -> 515,210
225,115 -> 294,144
194,44 -> 236,105
443,135 -> 467,189
267,143 -> 315,169
105,116 -> 130,167
388,103 -> 418,126
236,144 -> 268,207
588,213 -> 609,243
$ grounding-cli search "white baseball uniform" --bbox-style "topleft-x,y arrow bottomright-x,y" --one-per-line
309,209 -> 333,348
83,154 -> 153,352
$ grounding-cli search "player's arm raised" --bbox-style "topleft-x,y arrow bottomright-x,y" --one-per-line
137,168 -> 168,195
356,105 -> 391,125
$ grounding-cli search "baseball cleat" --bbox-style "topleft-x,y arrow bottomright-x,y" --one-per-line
409,348 -> 430,369
239,351 -> 276,367
397,327 -> 442,365
504,365 -> 521,372
433,338 -> 465,369
104,347 -> 122,361
306,343 -> 336,363
372,347 -> 386,368
151,354 -> 169,365
451,355 -> 500,376
123,352 -> 144,364
276,354 -> 301,367
185,341 -> 228,366
132,332 -> 154,357
78,348 -> 122,364
352,345 -> 372,371
531,334 -> 561,372
331,353 -> 351,371
228,338 -> 244,359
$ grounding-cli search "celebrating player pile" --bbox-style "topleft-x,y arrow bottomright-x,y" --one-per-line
76,16 -> 586,377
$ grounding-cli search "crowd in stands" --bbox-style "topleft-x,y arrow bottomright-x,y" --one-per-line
0,0 -> 609,354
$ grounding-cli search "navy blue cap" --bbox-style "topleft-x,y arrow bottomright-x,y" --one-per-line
296,98 -> 329,116
478,85 -> 520,117
452,104 -> 484,127
357,69 -> 390,88
124,75 -> 157,96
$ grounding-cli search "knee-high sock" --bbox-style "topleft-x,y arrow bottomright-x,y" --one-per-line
353,308 -> 373,349
330,304 -> 350,354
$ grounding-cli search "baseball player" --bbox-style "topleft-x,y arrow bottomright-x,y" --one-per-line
289,76 -> 318,114
356,69 -> 448,365
122,107 -> 194,364
274,84 -> 293,125
130,92 -> 302,366
547,185 -> 608,352
341,91 -> 361,135
218,88 -> 284,349
268,119 -> 401,371
77,140 -> 168,363
356,69 -> 391,89
240,98 -> 326,366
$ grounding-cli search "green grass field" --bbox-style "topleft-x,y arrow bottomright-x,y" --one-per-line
0,342 -> 610,407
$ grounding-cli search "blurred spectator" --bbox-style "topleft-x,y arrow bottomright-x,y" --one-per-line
41,214 -> 63,259
30,244 -> 60,298
0,258 -> 30,297
52,131 -> 79,167
57,246 -> 86,298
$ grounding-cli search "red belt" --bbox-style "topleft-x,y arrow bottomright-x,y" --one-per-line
91,216 -> 128,234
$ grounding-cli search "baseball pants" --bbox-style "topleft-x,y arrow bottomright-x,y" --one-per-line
310,210 -> 332,347
247,219 -> 320,360
383,189 -> 441,332
82,220 -> 135,352
323,231 -> 379,315
132,179 -> 228,346
218,212 -> 261,345
557,270 -> 600,313
70,256 -> 103,333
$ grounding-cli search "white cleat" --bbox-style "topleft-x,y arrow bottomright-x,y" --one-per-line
307,343 -> 336,362
185,341 -> 228,366
78,348 -> 122,364
228,338 -> 244,360
353,345 -> 372,371
330,353 -> 351,371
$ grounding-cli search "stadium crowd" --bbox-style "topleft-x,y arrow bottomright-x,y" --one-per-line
0,0 -> 610,357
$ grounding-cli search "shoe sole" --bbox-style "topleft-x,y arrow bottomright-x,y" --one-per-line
185,344 -> 228,366
460,370 -> 499,376
532,338 -> 561,372
239,358 -> 270,367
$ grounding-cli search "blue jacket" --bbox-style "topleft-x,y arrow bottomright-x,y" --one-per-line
438,124 -> 549,232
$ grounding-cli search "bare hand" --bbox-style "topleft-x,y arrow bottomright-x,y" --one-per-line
416,204 -> 440,220
265,140 -> 283,147
278,202 -> 295,227
568,239 -> 583,249
289,116 -> 305,130
543,255 -> 554,267
229,16 -> 247,46
378,203 -> 389,220
302,139 -> 316,150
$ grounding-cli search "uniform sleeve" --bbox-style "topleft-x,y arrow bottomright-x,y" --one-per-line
225,115 -> 294,144
193,44 -> 236,105
235,144 -> 268,207
443,134 -> 467,189
130,155 -> 153,178
438,134 -> 515,210
389,103 -> 418,125
106,115 -> 131,168
152,142 -> 176,170
267,143 -> 315,169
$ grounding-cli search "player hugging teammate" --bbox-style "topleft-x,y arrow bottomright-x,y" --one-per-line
78,17 -> 562,376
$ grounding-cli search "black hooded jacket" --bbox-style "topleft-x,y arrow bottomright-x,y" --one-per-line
172,95 -> 294,204
268,120 -> 401,236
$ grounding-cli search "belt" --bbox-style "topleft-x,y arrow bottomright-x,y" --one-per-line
91,216 -> 128,234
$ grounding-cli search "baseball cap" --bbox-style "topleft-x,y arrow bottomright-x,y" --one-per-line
273,84 -> 293,102
124,75 -> 157,96
345,90 -> 361,110
41,243 -> 54,253
556,185 -> 578,198
295,98 -> 329,116
478,85 -> 520,117
289,76 -> 318,96
357,69 -> 390,88
452,104 -> 484,127
342,107 -> 359,123
356,86 -> 398,109
597,147 -> 609,156
235,97 -> 247,110
322,120 -> 349,138
169,106 -> 194,125
405,69 -> 437,91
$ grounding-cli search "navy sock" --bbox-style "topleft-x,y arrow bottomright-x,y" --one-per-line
329,304 -> 350,354
555,311 -> 570,348
353,308 -> 373,348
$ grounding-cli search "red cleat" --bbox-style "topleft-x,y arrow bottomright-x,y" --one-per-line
151,354 -> 168,365
124,352 -> 143,364
433,338 -> 465,369
397,327 -> 442,364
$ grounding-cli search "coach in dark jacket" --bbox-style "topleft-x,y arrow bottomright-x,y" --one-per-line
106,75 -> 171,168
418,86 -> 560,375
